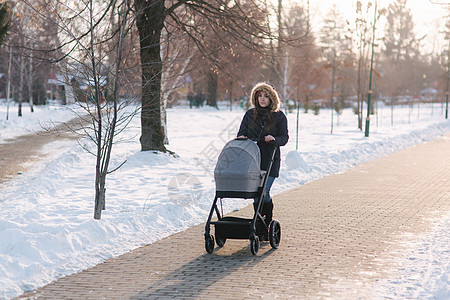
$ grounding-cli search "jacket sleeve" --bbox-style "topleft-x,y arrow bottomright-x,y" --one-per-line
274,111 -> 289,147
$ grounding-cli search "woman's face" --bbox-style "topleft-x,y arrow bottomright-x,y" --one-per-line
257,91 -> 271,108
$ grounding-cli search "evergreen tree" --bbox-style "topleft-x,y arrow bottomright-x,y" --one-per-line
384,0 -> 417,62
381,0 -> 424,98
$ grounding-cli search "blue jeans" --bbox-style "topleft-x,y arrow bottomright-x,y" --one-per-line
254,176 -> 275,203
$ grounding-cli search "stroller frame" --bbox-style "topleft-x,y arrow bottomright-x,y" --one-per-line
204,141 -> 281,255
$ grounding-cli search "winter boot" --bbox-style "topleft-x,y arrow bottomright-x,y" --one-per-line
262,201 -> 273,226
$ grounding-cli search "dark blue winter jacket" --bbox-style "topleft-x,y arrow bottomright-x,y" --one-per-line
237,108 -> 289,177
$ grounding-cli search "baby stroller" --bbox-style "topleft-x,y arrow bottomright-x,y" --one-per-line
204,138 -> 281,255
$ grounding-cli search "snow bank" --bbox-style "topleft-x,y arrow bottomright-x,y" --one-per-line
0,101 -> 449,299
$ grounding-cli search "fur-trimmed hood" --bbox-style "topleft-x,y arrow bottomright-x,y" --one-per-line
250,82 -> 281,112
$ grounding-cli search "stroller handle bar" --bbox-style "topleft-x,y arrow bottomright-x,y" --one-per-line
235,136 -> 276,146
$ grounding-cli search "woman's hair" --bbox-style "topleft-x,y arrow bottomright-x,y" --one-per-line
250,82 -> 281,130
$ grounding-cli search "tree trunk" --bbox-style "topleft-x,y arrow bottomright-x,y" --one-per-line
330,50 -> 336,134
92,0 -> 128,219
228,80 -> 233,111
18,55 -> 24,117
357,56 -> 362,130
6,46 -> 11,120
28,46 -> 34,113
330,64 -> 335,134
304,94 -> 309,113
282,55 -> 289,101
135,0 -> 166,152
206,69 -> 218,108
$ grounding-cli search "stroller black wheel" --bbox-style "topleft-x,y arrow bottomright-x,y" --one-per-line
205,235 -> 215,254
215,234 -> 226,247
269,220 -> 281,249
250,236 -> 260,255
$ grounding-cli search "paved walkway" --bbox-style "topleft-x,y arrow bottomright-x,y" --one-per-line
16,132 -> 450,299
0,120 -> 80,185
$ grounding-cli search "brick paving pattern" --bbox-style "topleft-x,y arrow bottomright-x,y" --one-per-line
16,132 -> 450,299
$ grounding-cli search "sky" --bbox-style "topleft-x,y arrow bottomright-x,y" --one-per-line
305,0 -> 449,52
309,0 -> 448,25
0,99 -> 449,299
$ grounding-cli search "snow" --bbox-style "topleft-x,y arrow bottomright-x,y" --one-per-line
0,101 -> 77,142
0,99 -> 449,299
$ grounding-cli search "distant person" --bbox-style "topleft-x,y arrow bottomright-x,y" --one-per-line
187,90 -> 194,108
237,82 -> 289,225
194,92 -> 201,108
199,92 -> 205,107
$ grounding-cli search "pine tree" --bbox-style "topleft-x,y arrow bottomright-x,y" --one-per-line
384,0 -> 416,62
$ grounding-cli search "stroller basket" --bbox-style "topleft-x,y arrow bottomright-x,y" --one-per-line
213,217 -> 253,239
213,216 -> 267,240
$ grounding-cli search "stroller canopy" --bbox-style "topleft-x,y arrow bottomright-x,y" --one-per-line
214,139 -> 263,194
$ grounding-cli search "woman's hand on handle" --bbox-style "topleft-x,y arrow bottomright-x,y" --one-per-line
264,135 -> 275,143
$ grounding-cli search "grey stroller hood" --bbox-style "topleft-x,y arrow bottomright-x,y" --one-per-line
214,139 -> 264,194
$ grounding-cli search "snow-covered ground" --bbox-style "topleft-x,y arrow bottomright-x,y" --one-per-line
0,99 -> 449,299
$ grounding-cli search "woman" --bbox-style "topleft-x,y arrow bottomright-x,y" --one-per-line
237,82 -> 289,225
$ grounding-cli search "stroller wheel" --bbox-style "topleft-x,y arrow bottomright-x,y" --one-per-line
215,234 -> 226,247
205,235 -> 215,254
250,236 -> 260,255
269,220 -> 281,249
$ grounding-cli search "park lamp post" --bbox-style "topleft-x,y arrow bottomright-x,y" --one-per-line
446,90 -> 449,119
365,0 -> 377,137
446,71 -> 449,119
446,37 -> 450,119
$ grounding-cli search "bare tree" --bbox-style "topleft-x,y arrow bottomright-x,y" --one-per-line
15,0 -> 139,219
218,36 -> 263,109
0,1 -> 10,120
67,0 -> 137,219
27,41 -> 34,112
4,0 -> 56,117
321,5 -> 351,134
6,1 -> 40,116
443,13 -> 450,119
352,1 -> 373,129
282,3 -> 316,100
7,1 -> 27,117
262,0 -> 287,92
134,0 -> 299,151
160,27 -> 195,141
5,45 -> 12,120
